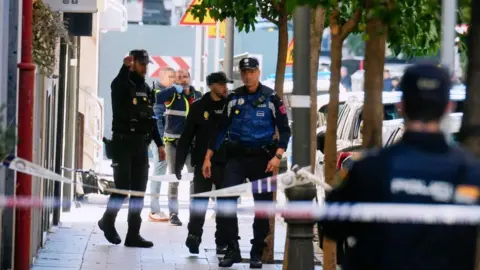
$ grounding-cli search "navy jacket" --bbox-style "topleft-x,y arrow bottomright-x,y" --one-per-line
155,85 -> 202,140
322,132 -> 480,270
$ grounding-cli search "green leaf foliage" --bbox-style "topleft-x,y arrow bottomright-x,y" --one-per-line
0,105 -> 16,159
287,0 -> 471,58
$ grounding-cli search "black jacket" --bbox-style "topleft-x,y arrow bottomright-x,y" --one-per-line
110,64 -> 163,147
322,132 -> 480,270
175,92 -> 227,173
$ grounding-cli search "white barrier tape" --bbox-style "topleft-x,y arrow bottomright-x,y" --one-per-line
61,166 -> 194,183
191,166 -> 328,198
2,155 -> 314,199
3,195 -> 480,225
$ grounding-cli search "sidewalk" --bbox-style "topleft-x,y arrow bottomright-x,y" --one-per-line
30,180 -> 323,269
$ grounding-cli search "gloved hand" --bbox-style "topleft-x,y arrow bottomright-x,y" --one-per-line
173,84 -> 183,94
175,170 -> 182,180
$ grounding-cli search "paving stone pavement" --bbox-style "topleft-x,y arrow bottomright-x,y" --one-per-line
30,180 -> 323,270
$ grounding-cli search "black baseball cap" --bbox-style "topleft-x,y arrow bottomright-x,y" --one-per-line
129,49 -> 152,65
400,63 -> 452,120
207,72 -> 233,85
239,57 -> 259,70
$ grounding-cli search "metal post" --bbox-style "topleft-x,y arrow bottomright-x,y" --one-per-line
194,26 -> 203,87
15,0 -> 35,268
223,18 -> 234,79
214,21 -> 221,71
202,26 -> 209,91
441,0 -> 457,71
285,6 -> 316,270
53,40 -> 68,225
62,36 -> 79,212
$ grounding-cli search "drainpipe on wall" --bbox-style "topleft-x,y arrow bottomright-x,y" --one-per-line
15,0 -> 36,269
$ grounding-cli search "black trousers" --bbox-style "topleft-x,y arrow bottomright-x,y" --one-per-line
219,152 -> 273,251
188,163 -> 228,245
103,133 -> 150,234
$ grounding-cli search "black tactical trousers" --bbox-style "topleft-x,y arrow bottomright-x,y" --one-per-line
102,133 -> 150,235
219,151 -> 273,255
188,164 -> 228,245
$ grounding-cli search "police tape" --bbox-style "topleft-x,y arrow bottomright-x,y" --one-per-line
60,166 -> 194,183
191,165 -> 331,197
3,195 -> 480,225
2,155 -> 327,199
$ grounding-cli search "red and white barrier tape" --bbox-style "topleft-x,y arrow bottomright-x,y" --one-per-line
1,195 -> 480,225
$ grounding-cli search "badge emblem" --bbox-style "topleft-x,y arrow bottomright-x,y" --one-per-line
235,109 -> 240,115
238,98 -> 244,105
204,111 -> 209,120
133,98 -> 137,105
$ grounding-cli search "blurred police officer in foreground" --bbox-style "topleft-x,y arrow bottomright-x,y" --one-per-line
203,58 -> 291,268
175,72 -> 232,255
98,50 -> 166,248
322,63 -> 480,270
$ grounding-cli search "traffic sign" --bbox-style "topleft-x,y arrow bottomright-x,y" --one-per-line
179,0 -> 217,26
286,39 -> 294,66
208,21 -> 226,38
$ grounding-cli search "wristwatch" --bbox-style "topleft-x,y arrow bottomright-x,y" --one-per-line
274,154 -> 282,160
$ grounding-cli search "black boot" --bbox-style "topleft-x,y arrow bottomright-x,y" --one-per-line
218,240 -> 242,267
98,214 -> 121,245
216,244 -> 227,255
185,234 -> 201,254
249,244 -> 264,269
124,234 -> 154,248
124,215 -> 153,248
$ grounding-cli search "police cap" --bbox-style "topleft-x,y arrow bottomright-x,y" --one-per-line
239,57 -> 259,70
207,72 -> 233,86
129,49 -> 152,65
400,63 -> 452,120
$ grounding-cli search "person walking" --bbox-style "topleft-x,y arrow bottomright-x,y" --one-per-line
156,69 -> 202,226
148,67 -> 177,222
175,71 -> 231,255
203,58 -> 291,268
98,50 -> 166,248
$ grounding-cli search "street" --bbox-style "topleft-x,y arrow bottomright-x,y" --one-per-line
30,177 -> 324,270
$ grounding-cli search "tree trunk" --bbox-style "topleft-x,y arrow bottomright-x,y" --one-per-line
322,31 -> 343,270
362,3 -> 387,149
263,3 -> 289,264
310,7 -> 326,173
461,0 -> 480,267
274,8 -> 289,99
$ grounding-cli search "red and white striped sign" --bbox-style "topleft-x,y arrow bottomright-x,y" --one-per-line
148,56 -> 192,78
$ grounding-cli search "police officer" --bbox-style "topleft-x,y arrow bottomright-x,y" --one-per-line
156,69 -> 202,226
322,63 -> 480,270
203,58 -> 291,268
98,50 -> 166,248
175,72 -> 232,255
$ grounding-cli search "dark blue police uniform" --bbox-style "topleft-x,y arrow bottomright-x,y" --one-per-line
322,63 -> 480,270
209,57 -> 291,268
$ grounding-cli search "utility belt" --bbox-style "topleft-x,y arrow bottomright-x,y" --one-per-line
103,132 -> 151,159
227,140 -> 277,158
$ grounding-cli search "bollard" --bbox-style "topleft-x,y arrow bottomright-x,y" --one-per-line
284,181 -> 317,270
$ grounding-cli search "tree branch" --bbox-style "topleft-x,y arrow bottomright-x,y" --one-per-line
257,0 -> 279,24
271,0 -> 281,12
340,9 -> 362,40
